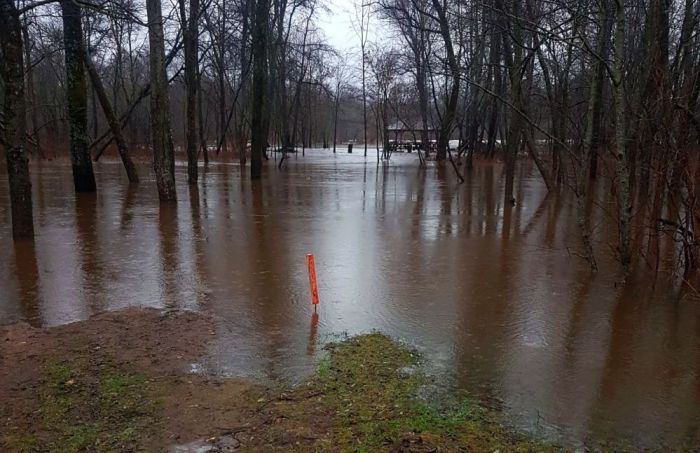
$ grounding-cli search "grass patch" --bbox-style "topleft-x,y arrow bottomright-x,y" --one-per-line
5,359 -> 158,452
3,332 -> 566,452
314,333 -> 560,452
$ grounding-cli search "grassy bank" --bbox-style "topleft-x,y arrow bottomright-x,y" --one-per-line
308,333 -> 558,452
2,323 -> 561,451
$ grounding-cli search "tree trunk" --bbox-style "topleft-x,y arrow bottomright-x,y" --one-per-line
499,0 -> 524,204
333,88 -> 340,153
485,23 -> 502,160
382,101 -> 389,160
274,0 -> 291,154
60,0 -> 96,192
417,63 -> 429,165
217,59 -> 226,154
574,5 -> 610,272
362,48 -> 368,157
251,0 -> 269,179
236,0 -> 250,166
197,67 -> 208,164
589,13 -> 611,180
146,0 -> 177,200
431,0 -> 460,161
83,50 -> 139,183
21,22 -> 43,159
179,0 -> 200,184
1,0 -> 34,239
215,0 -> 228,155
613,0 -> 632,271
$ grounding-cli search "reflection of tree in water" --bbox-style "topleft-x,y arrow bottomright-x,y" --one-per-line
589,281 -> 699,447
13,240 -> 41,326
75,192 -> 105,315
189,183 -> 210,309
118,186 -> 138,232
248,180 -> 298,379
158,202 -> 179,308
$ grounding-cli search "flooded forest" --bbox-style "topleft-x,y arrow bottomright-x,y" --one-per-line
2,0 -> 700,451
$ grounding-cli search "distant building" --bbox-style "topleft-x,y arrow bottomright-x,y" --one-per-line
386,120 -> 436,152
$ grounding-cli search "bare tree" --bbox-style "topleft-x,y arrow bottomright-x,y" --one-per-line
332,59 -> 348,153
612,0 -> 632,270
353,0 -> 371,156
0,0 -> 34,239
146,0 -> 177,200
250,0 -> 270,179
179,0 -> 201,183
83,48 -> 139,183
61,0 -> 96,192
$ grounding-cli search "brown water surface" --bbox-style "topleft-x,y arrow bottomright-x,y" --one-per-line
1,150 -> 699,449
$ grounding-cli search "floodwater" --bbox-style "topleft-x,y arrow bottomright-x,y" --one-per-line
1,150 -> 700,449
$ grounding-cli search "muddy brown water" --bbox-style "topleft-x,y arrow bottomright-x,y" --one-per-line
1,150 -> 699,449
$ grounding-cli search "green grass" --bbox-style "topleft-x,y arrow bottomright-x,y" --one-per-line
313,333 -> 561,452
6,360 -> 158,452
3,332 -> 566,452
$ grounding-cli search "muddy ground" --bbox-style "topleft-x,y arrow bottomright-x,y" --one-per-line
0,308 -> 564,452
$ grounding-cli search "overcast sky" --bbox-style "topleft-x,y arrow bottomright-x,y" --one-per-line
318,0 -> 356,53
317,0 -> 386,57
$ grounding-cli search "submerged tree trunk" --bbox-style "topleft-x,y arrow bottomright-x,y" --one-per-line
235,0 -> 251,167
273,0 -> 291,155
1,0 -> 34,239
589,12 -> 611,180
380,97 -> 390,160
362,53 -> 368,157
197,67 -> 208,165
574,5 -> 610,272
417,63 -> 429,165
218,0 -> 228,155
60,0 -> 96,192
500,0 -> 524,204
574,6 -> 610,272
431,0 -> 459,161
179,0 -> 200,184
83,51 -> 139,183
146,0 -> 177,200
613,0 -> 632,271
250,0 -> 269,179
332,88 -> 340,153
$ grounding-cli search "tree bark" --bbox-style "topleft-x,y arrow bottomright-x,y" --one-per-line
613,0 -> 632,271
250,0 -> 269,179
1,0 -> 34,239
333,85 -> 340,153
197,66 -> 208,164
499,0 -> 524,204
21,21 -> 43,159
219,0 -> 228,155
83,50 -> 139,183
146,0 -> 177,200
431,0 -> 460,161
60,0 -> 96,192
362,50 -> 368,157
179,0 -> 200,184
574,5 -> 611,272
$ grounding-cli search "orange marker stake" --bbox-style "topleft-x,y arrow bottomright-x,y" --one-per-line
306,254 -> 320,310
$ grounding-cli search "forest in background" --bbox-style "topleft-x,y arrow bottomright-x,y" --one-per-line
2,0 -> 700,278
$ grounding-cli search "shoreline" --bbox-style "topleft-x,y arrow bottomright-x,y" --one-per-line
0,307 -> 669,451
